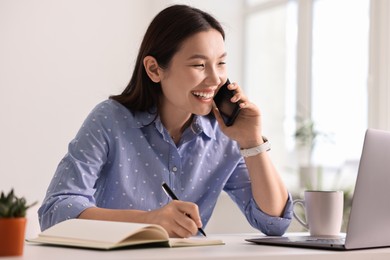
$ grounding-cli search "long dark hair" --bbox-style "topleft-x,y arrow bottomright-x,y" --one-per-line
110,5 -> 225,114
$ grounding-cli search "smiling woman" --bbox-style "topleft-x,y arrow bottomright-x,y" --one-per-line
0,0 -> 283,238
36,4 -> 293,238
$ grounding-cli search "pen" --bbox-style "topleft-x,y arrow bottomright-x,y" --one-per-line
161,182 -> 207,237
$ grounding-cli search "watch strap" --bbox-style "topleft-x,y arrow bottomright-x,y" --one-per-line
240,136 -> 271,157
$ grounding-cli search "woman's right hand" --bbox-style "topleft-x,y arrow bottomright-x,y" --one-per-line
144,200 -> 203,238
79,200 -> 203,238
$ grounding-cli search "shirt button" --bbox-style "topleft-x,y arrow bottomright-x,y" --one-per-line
172,166 -> 178,172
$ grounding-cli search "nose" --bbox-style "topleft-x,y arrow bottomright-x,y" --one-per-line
205,66 -> 225,87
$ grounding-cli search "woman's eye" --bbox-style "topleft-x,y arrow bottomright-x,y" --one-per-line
219,61 -> 226,65
193,64 -> 205,68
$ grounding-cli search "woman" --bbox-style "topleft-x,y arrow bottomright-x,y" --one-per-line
38,4 -> 292,238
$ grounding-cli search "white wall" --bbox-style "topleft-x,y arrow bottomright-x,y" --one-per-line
0,0 -> 246,237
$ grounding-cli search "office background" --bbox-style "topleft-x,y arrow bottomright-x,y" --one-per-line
1,0 -> 390,237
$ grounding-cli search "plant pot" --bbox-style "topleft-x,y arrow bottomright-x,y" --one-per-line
0,218 -> 27,256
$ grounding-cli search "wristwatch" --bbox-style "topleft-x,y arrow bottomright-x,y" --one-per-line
240,136 -> 271,157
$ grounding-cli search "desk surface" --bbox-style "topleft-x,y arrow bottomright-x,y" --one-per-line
9,233 -> 390,260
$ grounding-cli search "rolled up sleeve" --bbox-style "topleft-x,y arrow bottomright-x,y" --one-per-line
246,194 -> 293,236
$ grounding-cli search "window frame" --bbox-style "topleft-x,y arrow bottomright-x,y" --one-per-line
369,0 -> 390,130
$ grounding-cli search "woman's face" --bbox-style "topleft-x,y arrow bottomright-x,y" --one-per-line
159,29 -> 227,117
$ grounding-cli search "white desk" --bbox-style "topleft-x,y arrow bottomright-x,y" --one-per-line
7,234 -> 390,260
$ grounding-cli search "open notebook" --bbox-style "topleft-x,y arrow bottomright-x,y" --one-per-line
27,219 -> 224,250
247,128 -> 390,250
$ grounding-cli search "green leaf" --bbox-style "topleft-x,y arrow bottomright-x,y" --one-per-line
0,189 -> 37,218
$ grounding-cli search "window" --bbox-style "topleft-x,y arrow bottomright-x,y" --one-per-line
244,0 -> 298,188
311,0 -> 369,167
244,0 -> 369,191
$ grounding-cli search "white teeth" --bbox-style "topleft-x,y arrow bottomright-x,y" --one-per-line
192,91 -> 214,99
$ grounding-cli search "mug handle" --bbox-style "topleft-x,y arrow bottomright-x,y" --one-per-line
293,199 -> 309,230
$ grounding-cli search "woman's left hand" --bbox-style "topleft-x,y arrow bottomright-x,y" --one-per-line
212,82 -> 264,148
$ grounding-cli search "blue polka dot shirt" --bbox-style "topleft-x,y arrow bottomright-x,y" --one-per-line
38,99 -> 292,235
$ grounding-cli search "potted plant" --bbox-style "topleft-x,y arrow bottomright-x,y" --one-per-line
294,118 -> 331,190
294,118 -> 317,162
0,189 -> 37,256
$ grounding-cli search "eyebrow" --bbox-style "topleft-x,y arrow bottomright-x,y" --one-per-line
187,52 -> 227,60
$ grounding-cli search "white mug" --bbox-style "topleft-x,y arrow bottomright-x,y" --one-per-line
293,190 -> 344,237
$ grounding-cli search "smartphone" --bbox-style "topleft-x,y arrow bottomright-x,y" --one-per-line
213,79 -> 241,126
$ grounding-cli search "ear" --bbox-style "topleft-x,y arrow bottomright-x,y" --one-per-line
143,56 -> 162,83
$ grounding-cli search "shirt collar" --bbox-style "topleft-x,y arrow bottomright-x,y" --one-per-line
127,108 -> 157,128
153,114 -> 216,140
125,105 -> 216,140
193,115 -> 216,140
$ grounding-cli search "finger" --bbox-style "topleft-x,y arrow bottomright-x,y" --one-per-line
169,201 -> 200,237
239,101 -> 248,109
170,219 -> 196,238
177,202 -> 203,228
169,200 -> 203,228
232,91 -> 247,103
231,92 -> 241,103
226,82 -> 239,101
173,214 -> 199,237
227,81 -> 238,90
229,84 -> 248,105
171,229 -> 192,238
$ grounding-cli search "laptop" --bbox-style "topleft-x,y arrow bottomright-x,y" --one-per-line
246,128 -> 390,250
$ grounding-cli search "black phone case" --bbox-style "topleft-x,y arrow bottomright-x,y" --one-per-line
213,79 -> 241,126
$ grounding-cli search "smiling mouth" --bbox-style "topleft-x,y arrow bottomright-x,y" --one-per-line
192,91 -> 214,100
